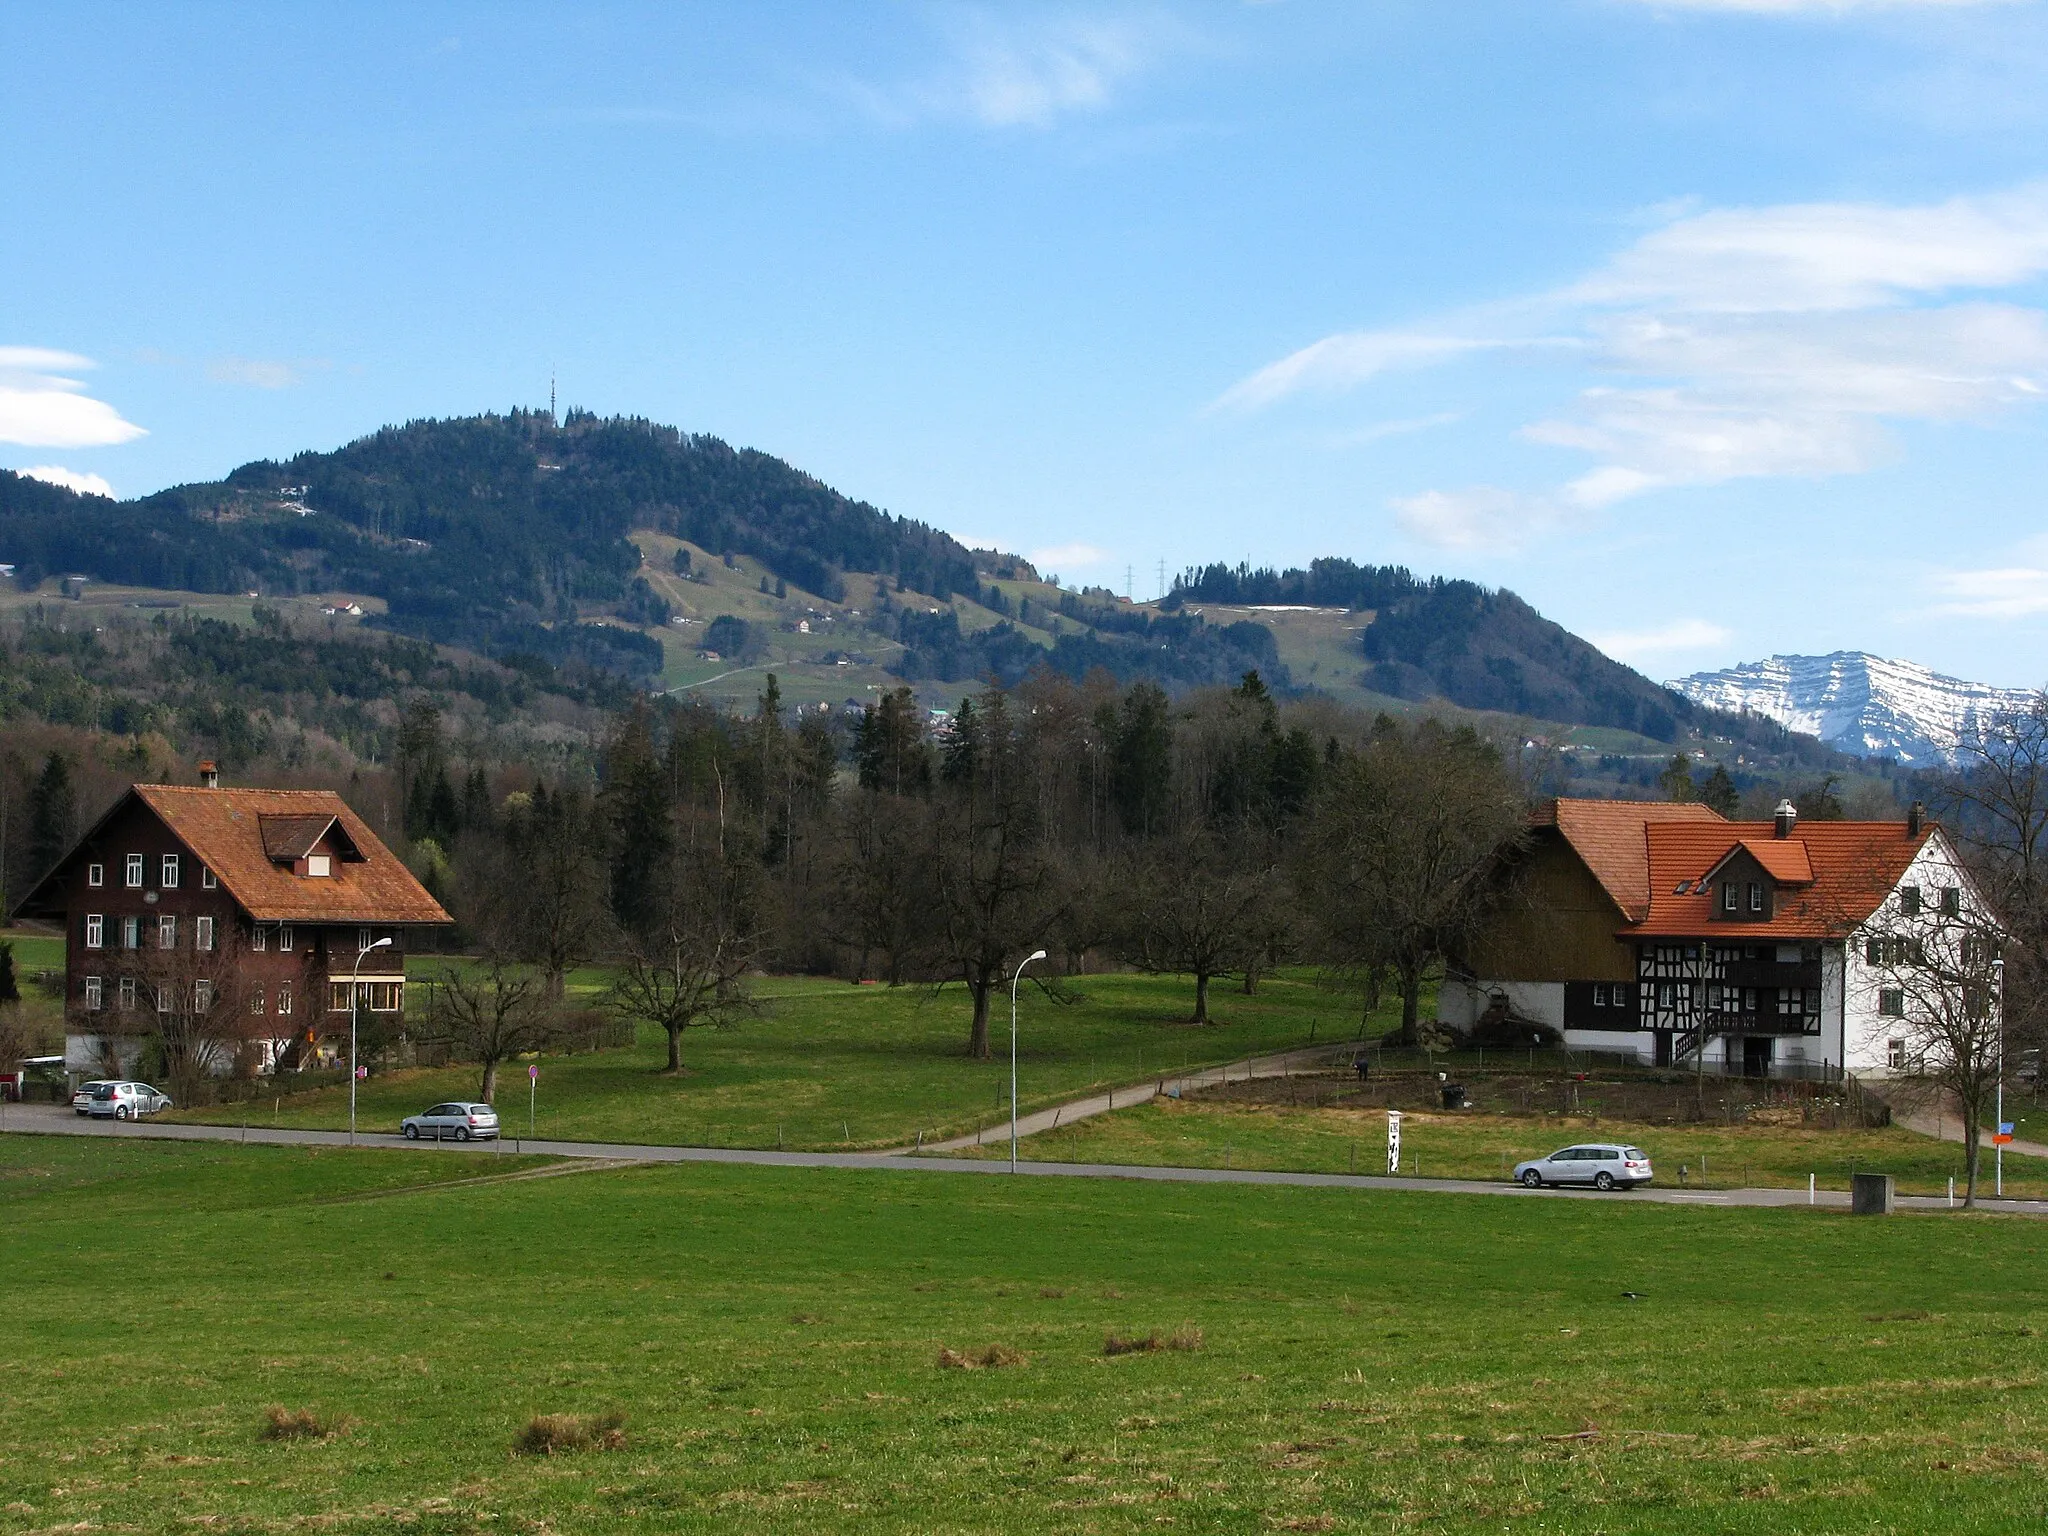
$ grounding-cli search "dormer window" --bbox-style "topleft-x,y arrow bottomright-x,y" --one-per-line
1722,882 -> 1737,913
305,854 -> 331,878
1748,882 -> 1764,913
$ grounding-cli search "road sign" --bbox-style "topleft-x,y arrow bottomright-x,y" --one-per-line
529,1064 -> 539,1081
355,1066 -> 367,1081
1386,1110 -> 1402,1175
1995,1122 -> 2015,1145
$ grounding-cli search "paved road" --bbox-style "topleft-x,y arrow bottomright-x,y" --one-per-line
8,1104 -> 2043,1214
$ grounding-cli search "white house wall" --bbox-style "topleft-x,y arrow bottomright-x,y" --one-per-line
1843,829 -> 1994,1078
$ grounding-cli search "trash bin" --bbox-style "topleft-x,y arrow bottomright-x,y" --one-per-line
1441,1084 -> 1467,1110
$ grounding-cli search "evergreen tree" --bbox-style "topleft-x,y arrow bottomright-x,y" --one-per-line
0,939 -> 19,1006
1698,762 -> 1740,817
26,753 -> 76,879
1109,684 -> 1173,836
1658,752 -> 1697,803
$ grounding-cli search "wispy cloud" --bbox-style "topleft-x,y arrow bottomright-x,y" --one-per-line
1930,563 -> 2048,617
207,355 -> 328,389
0,347 -> 147,449
1335,411 -> 1464,446
1031,540 -> 1111,570
1227,182 -> 2048,548
844,7 -> 1190,130
17,464 -> 115,499
1589,618 -> 1734,665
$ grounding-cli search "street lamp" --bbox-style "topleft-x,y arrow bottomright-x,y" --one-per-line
349,937 -> 393,1146
1011,949 -> 1048,1173
1993,956 -> 2007,1198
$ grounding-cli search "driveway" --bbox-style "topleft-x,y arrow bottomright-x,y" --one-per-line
5,1103 -> 2041,1215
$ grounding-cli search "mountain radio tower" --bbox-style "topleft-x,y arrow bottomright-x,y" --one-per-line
549,370 -> 557,424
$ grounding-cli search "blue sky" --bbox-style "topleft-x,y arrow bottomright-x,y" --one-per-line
6,1 -> 2048,685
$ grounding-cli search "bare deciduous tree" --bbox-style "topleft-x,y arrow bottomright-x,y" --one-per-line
435,956 -> 555,1103
1113,827 -> 1284,1023
610,828 -> 766,1074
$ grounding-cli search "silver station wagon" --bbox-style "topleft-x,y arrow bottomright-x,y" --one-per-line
401,1102 -> 500,1141
1513,1143 -> 1653,1191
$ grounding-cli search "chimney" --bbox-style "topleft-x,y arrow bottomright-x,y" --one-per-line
1908,800 -> 1924,837
198,760 -> 219,790
1773,798 -> 1797,839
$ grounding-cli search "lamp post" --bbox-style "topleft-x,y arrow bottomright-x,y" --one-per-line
1993,956 -> 2007,1198
1011,949 -> 1048,1173
349,937 -> 393,1146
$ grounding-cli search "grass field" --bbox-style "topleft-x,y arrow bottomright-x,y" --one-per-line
5,1133 -> 2048,1534
171,972 -> 1384,1150
949,1093 -> 2048,1198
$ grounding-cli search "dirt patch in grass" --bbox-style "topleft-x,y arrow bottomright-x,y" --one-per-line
937,1344 -> 1027,1369
259,1406 -> 354,1442
1104,1324 -> 1202,1356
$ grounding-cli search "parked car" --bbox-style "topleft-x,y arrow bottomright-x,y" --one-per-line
86,1082 -> 174,1120
401,1102 -> 500,1141
1513,1143 -> 1653,1191
72,1079 -> 119,1115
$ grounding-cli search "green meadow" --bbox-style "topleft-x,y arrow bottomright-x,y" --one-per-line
173,971 -> 1379,1149
4,1133 -> 2048,1534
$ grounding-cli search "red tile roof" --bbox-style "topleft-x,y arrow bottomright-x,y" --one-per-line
134,785 -> 449,926
1538,798 -> 1729,921
1633,819 -> 1932,939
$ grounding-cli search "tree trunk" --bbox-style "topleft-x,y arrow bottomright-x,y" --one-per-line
1399,959 -> 1421,1039
1242,960 -> 1258,996
1963,1099 -> 1982,1208
969,977 -> 993,1059
665,1024 -> 683,1074
1193,971 -> 1210,1024
479,1058 -> 499,1104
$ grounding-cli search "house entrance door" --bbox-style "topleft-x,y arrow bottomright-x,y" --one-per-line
1654,1031 -> 1673,1068
1742,1035 -> 1773,1078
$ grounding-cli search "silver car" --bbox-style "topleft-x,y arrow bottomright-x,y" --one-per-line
72,1079 -> 118,1115
1513,1143 -> 1652,1191
401,1102 -> 500,1141
87,1081 -> 173,1120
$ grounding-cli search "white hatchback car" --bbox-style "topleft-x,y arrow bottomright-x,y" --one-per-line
87,1081 -> 174,1120
1513,1143 -> 1653,1191
401,1102 -> 500,1141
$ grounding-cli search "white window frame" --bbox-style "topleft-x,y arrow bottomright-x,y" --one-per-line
161,854 -> 181,889
194,980 -> 214,1013
280,925 -> 295,951
195,915 -> 215,952
250,924 -> 268,952
250,986 -> 266,1015
121,915 -> 140,950
83,975 -> 103,1011
277,982 -> 293,1015
1887,1038 -> 1907,1070
87,862 -> 104,888
118,976 -> 136,1011
158,914 -> 178,950
201,867 -> 217,890
124,853 -> 144,889
84,913 -> 104,949
305,854 -> 331,878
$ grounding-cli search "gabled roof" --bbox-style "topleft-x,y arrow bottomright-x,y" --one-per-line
1707,836 -> 1815,886
1633,819 -> 1934,939
11,784 -> 450,927
1537,798 -> 1728,922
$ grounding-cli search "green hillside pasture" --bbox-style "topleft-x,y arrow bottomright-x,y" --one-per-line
951,1095 -> 2048,1198
172,971 -> 1377,1150
4,1135 -> 2048,1534
0,927 -> 65,975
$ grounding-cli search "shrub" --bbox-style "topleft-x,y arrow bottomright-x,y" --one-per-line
260,1406 -> 353,1441
513,1411 -> 627,1456
936,1344 -> 1027,1370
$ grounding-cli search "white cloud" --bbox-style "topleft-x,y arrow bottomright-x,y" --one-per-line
1391,487 -> 1583,551
1337,411 -> 1464,445
0,346 -> 147,448
208,355 -> 325,389
18,464 -> 115,498
1229,182 -> 2048,527
1030,541 -> 1111,569
1589,618 -> 1734,666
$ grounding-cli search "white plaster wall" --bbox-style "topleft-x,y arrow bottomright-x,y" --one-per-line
1842,830 -> 1991,1078
1564,1028 -> 1653,1063
65,1033 -> 143,1078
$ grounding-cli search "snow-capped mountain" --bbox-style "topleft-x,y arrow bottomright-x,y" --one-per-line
1667,652 -> 2037,766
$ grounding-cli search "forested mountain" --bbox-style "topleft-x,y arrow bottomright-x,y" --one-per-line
1173,558 -> 1755,746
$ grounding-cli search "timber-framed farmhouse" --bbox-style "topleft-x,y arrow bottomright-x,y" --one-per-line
1443,796 -> 1997,1080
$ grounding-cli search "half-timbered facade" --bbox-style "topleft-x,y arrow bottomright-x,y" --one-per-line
1443,797 -> 1985,1079
10,769 -> 450,1079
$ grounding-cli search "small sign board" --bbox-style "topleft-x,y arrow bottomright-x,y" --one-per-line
1386,1110 -> 1402,1175
1995,1122 -> 2015,1145
529,1064 -> 540,1082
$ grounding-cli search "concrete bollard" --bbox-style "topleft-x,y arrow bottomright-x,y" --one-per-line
1850,1172 -> 1895,1216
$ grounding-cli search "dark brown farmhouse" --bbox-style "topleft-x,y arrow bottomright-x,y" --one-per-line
10,769 -> 449,1080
